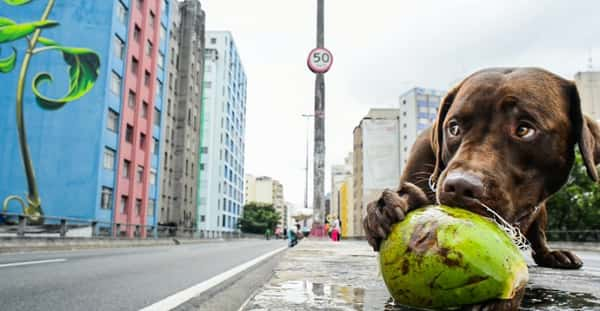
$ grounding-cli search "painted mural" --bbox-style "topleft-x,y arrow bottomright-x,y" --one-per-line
0,0 -> 100,224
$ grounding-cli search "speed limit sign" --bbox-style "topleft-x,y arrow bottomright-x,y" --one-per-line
307,47 -> 333,74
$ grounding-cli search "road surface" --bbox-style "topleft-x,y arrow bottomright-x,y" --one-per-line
0,239 -> 286,311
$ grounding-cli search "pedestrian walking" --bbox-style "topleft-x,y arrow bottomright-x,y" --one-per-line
331,217 -> 340,242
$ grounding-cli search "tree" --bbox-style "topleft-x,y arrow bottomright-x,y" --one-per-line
546,151 -> 600,230
238,203 -> 281,234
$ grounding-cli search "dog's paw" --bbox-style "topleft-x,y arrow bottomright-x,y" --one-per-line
362,183 -> 429,251
533,250 -> 583,269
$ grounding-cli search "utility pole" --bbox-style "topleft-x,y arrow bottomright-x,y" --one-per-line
307,0 -> 332,236
313,0 -> 325,233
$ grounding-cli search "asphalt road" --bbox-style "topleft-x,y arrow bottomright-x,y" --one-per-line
0,239 -> 287,311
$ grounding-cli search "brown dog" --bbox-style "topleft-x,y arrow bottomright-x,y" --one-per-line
364,68 -> 600,310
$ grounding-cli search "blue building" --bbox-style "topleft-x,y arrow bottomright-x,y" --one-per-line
198,31 -> 247,237
398,87 -> 446,172
0,0 -> 170,235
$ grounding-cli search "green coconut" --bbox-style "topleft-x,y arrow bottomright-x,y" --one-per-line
379,205 -> 529,309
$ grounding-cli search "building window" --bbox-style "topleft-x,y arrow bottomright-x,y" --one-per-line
125,124 -> 134,143
149,11 -> 155,28
103,148 -> 116,170
101,187 -> 113,210
137,165 -> 144,183
150,170 -> 156,185
156,80 -> 163,99
128,90 -> 136,108
144,70 -> 151,86
120,195 -> 128,214
201,147 -> 208,154
107,109 -> 119,132
160,25 -> 166,43
142,101 -> 148,118
133,24 -> 141,42
158,52 -> 164,70
147,199 -> 155,216
139,133 -> 146,149
131,57 -> 139,74
123,159 -> 131,179
113,35 -> 125,60
205,81 -> 212,88
116,1 -> 127,25
110,71 -> 121,96
146,40 -> 153,56
153,138 -> 159,155
153,108 -> 161,126
135,199 -> 142,215
210,38 -> 216,44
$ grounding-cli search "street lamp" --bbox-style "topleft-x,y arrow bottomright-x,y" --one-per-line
301,114 -> 314,225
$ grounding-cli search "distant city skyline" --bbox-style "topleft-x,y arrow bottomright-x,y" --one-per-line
202,0 -> 600,208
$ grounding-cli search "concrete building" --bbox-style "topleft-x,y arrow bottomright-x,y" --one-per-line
574,71 -> 600,121
244,175 -> 286,227
159,0 -> 205,232
352,109 -> 401,237
339,175 -> 354,237
0,1 -> 171,237
399,88 -> 445,172
330,152 -> 352,219
197,31 -> 247,236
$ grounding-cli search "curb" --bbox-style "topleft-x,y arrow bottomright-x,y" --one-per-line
0,237 -> 262,254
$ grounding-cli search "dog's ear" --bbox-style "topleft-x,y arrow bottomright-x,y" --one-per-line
567,81 -> 600,181
430,83 -> 462,187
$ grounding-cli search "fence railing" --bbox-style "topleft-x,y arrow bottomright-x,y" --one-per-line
546,230 -> 600,242
0,212 -> 254,240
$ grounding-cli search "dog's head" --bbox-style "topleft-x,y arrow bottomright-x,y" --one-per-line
430,68 -> 600,228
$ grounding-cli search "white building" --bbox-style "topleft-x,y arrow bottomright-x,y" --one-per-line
352,109 -> 401,236
197,31 -> 247,236
330,152 -> 352,218
574,71 -> 600,121
399,87 -> 445,173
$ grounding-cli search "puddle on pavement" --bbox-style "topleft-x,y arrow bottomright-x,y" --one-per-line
384,287 -> 600,311
249,281 -> 600,311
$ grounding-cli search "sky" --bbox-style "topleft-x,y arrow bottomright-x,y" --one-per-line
200,0 -> 600,208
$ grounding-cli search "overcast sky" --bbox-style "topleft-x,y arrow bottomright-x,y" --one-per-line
201,0 -> 600,208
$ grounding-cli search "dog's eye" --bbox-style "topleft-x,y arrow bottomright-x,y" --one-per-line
515,124 -> 535,139
448,121 -> 461,137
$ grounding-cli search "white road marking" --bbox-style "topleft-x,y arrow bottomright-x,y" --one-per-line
0,258 -> 67,268
141,246 -> 287,311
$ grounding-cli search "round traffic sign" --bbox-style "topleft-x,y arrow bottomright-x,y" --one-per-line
307,47 -> 333,74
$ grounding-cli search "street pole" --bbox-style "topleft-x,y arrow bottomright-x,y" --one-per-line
302,114 -> 314,227
313,0 -> 325,232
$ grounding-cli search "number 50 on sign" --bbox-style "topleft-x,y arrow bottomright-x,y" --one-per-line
307,47 -> 333,74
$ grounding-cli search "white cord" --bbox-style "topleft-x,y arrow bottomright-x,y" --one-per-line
477,201 -> 532,251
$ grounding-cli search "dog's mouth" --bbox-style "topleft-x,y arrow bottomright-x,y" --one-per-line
437,192 -> 531,250
436,191 -> 498,219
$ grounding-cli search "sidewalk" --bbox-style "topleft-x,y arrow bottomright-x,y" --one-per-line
242,239 -> 600,311
242,239 -> 392,311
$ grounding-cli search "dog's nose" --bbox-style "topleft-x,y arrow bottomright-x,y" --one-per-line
442,171 -> 484,202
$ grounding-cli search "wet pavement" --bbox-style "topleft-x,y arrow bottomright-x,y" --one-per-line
242,240 -> 600,311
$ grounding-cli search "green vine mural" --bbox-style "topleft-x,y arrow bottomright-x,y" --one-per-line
1,0 -> 101,224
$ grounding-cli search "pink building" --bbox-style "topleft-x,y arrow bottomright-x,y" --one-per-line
114,0 -> 165,238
